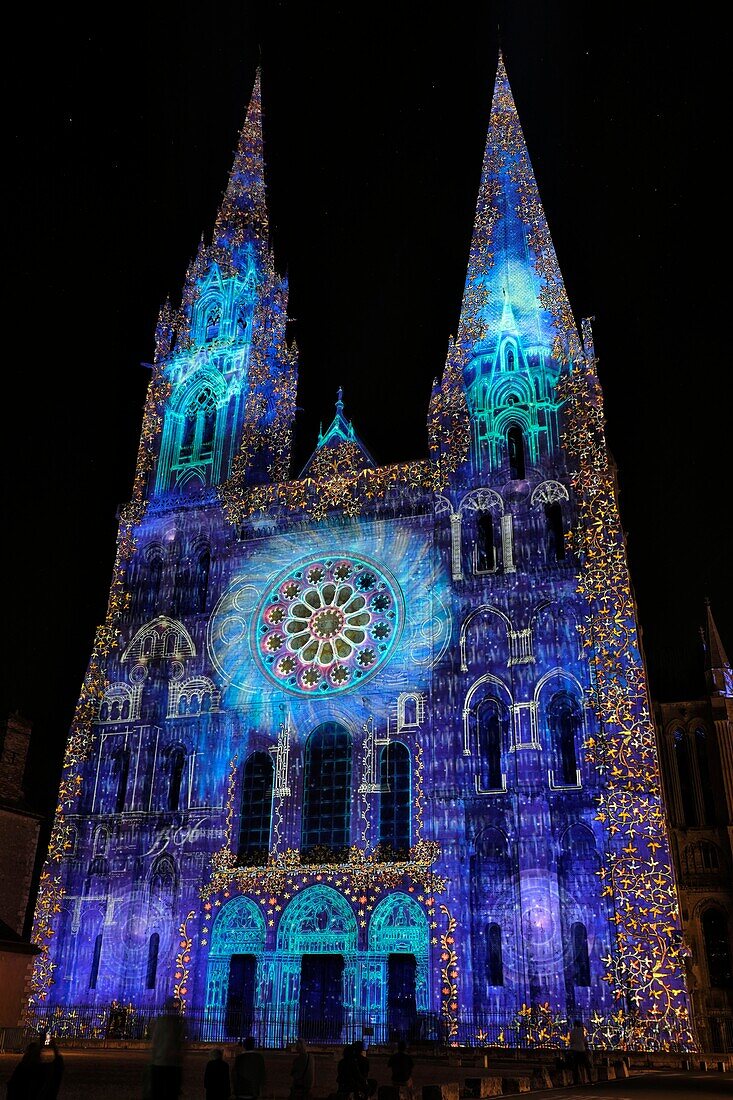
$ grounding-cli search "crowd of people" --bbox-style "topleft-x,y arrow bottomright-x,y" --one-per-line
4,1014 -> 597,1097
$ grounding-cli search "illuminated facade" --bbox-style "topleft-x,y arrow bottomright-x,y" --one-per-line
31,59 -> 693,1049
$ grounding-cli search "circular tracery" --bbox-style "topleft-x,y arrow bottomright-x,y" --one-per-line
253,555 -> 403,695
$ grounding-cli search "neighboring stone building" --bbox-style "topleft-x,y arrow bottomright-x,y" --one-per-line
28,57 -> 692,1049
655,604 -> 733,1052
0,713 -> 42,1025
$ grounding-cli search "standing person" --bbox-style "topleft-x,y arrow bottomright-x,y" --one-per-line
289,1038 -> 315,1100
351,1041 -> 376,1100
387,1040 -> 413,1094
5,1041 -> 45,1100
568,1019 -> 591,1084
232,1036 -> 266,1100
149,996 -> 186,1099
204,1049 -> 231,1100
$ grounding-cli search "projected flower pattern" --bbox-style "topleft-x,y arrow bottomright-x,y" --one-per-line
254,557 -> 402,695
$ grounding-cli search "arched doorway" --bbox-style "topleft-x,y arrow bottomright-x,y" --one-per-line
277,886 -> 358,1044
205,896 -> 266,1042
368,893 -> 430,1043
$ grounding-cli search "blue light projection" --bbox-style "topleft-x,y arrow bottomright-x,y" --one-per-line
29,58 -> 692,1052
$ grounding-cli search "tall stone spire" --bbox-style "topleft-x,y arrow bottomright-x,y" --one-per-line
703,599 -> 733,697
458,53 -> 581,376
213,68 -> 269,250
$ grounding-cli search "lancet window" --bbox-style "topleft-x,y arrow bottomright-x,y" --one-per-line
301,723 -> 352,862
237,751 -> 274,864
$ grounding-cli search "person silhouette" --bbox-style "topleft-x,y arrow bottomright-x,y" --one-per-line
204,1048 -> 231,1100
5,1041 -> 45,1100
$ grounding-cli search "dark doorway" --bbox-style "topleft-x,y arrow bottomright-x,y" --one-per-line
225,953 -> 256,1038
388,953 -> 417,1041
299,954 -> 344,1042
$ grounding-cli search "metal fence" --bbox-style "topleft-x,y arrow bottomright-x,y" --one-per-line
2,1004 -> 708,1053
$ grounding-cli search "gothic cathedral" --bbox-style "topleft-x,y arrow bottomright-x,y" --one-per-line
31,58 -> 693,1049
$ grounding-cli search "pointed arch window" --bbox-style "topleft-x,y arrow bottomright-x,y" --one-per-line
236,306 -> 248,340
378,742 -> 411,857
485,923 -> 504,986
475,512 -> 496,573
195,549 -> 210,613
695,727 -> 717,825
548,693 -> 581,786
507,425 -> 525,479
570,922 -> 591,986
673,731 -> 697,826
237,752 -> 274,864
544,502 -> 566,561
146,932 -> 160,990
181,412 -> 197,457
205,302 -> 222,341
145,553 -> 164,612
113,748 -> 130,814
150,855 -> 176,903
89,933 -> 103,990
702,908 -> 733,988
178,387 -> 218,469
302,722 -> 352,862
506,348 -> 515,371
477,698 -> 507,792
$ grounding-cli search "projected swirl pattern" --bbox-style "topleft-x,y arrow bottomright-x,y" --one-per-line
254,556 -> 403,695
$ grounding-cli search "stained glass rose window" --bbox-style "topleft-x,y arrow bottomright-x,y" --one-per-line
253,556 -> 403,695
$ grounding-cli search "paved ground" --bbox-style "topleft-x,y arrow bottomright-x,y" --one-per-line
0,1048 -> 731,1100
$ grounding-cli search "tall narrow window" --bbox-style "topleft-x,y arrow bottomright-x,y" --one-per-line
506,348 -> 515,371
477,698 -> 506,791
238,752 -> 273,863
205,304 -> 221,341
570,922 -> 591,986
486,923 -> 504,985
146,932 -> 160,990
402,697 -> 417,727
89,933 -> 102,989
167,747 -> 186,812
695,727 -> 717,825
301,723 -> 352,862
378,742 -> 411,857
702,908 -> 733,988
674,733 -> 697,825
201,406 -> 216,458
195,550 -> 210,614
507,425 -> 525,479
114,749 -> 130,814
548,693 -> 580,786
475,512 -> 495,572
544,503 -> 566,561
146,553 -> 163,611
183,412 -> 198,457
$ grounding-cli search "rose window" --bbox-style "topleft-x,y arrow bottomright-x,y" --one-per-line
253,556 -> 403,695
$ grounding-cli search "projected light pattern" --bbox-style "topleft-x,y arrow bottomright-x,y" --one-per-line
30,58 -> 692,1053
253,556 -> 403,695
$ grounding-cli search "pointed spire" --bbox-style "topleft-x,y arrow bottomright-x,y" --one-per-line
300,389 -> 375,478
457,53 -> 581,370
214,69 -> 269,248
703,599 -> 733,697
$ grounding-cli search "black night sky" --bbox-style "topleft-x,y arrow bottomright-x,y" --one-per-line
5,2 -> 730,837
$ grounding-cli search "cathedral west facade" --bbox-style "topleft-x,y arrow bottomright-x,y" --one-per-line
30,58 -> 693,1049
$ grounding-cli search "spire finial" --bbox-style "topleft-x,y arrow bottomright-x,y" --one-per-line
336,386 -> 344,414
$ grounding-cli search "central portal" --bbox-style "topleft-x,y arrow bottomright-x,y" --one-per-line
299,954 -> 344,1042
